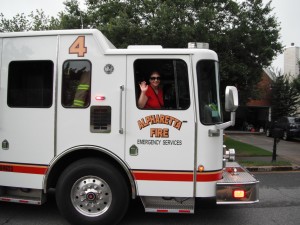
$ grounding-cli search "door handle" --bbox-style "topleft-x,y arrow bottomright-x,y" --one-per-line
119,85 -> 124,134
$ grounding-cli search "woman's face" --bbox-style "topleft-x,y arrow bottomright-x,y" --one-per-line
149,72 -> 161,88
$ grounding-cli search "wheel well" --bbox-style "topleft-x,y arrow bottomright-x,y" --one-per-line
46,148 -> 135,198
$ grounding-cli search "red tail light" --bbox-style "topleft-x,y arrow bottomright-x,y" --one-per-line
233,189 -> 246,198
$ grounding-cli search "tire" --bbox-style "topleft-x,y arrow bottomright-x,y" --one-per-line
282,130 -> 288,141
56,158 -> 129,225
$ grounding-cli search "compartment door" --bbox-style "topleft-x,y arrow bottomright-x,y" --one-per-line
0,36 -> 57,188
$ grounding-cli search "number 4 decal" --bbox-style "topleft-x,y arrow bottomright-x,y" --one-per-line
69,36 -> 87,57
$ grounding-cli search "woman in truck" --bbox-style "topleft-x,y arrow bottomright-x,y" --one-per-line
138,71 -> 164,109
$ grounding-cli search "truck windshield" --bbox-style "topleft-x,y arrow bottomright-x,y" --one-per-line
196,60 -> 222,125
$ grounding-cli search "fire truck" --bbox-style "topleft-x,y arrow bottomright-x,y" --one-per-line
0,29 -> 258,225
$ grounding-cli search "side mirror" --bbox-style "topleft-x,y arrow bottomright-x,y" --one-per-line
225,86 -> 238,112
215,86 -> 239,130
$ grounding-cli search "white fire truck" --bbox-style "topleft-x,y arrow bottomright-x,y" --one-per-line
0,29 -> 258,225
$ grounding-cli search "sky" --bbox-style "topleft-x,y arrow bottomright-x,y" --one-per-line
0,0 -> 299,71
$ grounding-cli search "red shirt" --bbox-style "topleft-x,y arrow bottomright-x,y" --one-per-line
144,87 -> 164,109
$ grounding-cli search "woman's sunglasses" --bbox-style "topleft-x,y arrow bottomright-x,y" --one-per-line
150,76 -> 161,81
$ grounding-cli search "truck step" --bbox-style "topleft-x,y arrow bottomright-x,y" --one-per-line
216,162 -> 259,204
140,196 -> 194,213
0,196 -> 42,205
0,187 -> 45,205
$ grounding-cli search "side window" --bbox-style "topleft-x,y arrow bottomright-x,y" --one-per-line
7,60 -> 54,108
134,59 -> 190,110
62,60 -> 91,108
197,60 -> 222,125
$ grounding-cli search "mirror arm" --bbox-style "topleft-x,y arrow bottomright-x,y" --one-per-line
209,86 -> 238,136
215,112 -> 236,130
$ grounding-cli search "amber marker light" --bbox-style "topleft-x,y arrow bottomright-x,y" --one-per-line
198,165 -> 205,172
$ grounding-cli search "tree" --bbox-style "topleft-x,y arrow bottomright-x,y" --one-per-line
0,10 -> 60,32
57,0 -> 86,29
294,75 -> 300,93
65,0 -> 282,104
218,0 -> 282,104
294,60 -> 300,92
0,13 -> 30,32
270,73 -> 300,121
1,0 -> 283,105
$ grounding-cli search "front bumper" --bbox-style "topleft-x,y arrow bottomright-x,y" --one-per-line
216,162 -> 259,204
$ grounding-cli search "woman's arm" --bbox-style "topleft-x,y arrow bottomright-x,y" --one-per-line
137,81 -> 148,108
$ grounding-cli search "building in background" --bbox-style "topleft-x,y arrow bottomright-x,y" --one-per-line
284,43 -> 300,79
229,44 -> 300,132
232,69 -> 273,132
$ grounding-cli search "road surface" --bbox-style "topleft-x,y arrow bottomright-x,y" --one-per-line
0,172 -> 299,225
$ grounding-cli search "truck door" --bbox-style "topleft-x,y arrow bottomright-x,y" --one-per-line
56,34 -> 126,161
0,36 -> 56,188
125,56 -> 196,197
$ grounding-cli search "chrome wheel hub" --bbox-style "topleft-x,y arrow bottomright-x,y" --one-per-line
71,176 -> 112,217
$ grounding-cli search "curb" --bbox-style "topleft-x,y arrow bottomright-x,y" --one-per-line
225,131 -> 264,135
246,165 -> 300,172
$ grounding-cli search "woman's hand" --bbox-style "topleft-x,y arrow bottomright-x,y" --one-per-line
139,81 -> 148,93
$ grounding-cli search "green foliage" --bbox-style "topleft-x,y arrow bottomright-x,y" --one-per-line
0,0 -> 283,105
76,0 -> 283,104
224,137 -> 272,156
225,137 -> 291,166
294,75 -> 300,93
0,10 -> 60,32
270,73 -> 300,121
293,60 -> 300,92
57,0 -> 85,29
238,160 -> 291,167
0,13 -> 29,32
217,0 -> 282,104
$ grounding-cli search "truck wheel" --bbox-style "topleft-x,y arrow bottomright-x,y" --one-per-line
56,158 -> 129,225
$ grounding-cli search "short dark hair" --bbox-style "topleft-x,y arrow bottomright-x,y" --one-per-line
149,71 -> 160,78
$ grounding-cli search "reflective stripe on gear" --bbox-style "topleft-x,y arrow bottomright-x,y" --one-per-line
73,99 -> 85,107
72,71 -> 91,107
77,84 -> 90,90
209,103 -> 218,111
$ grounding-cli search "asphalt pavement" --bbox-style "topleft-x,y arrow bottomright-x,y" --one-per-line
225,132 -> 300,172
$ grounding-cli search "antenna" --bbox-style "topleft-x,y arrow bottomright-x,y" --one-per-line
79,11 -> 83,29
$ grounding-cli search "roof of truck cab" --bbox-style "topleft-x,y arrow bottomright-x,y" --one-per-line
0,29 -> 116,51
0,29 -> 218,58
106,48 -> 218,58
0,29 -> 103,38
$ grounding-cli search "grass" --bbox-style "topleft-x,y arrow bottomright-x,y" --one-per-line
224,137 -> 291,166
238,160 -> 291,167
224,137 -> 272,157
